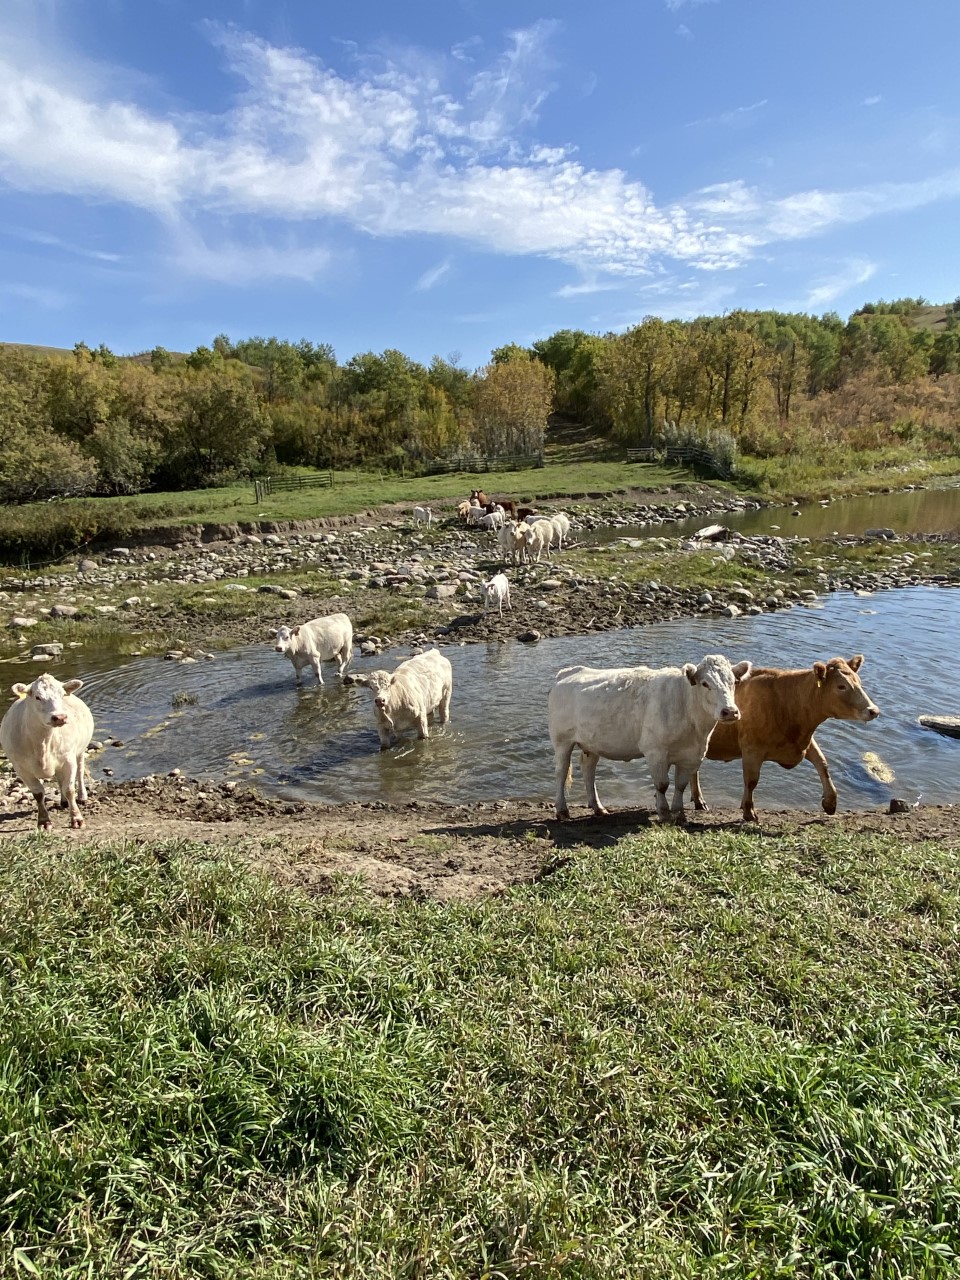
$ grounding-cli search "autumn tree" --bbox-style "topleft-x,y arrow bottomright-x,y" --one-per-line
471,355 -> 554,456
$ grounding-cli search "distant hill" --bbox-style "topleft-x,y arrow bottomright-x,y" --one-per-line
0,342 -> 188,364
903,305 -> 955,333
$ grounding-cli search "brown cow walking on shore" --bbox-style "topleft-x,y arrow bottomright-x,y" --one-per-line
690,654 -> 879,822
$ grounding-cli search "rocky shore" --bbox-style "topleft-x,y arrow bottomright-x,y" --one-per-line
2,489 -> 959,662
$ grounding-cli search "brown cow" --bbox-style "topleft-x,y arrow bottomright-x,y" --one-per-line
470,489 -> 489,508
690,655 -> 880,822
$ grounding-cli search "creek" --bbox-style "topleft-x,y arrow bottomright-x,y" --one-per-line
586,482 -> 960,544
7,585 -> 958,816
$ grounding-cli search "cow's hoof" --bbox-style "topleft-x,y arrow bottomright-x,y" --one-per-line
71,816 -> 85,829
822,797 -> 838,815
693,800 -> 710,813
554,809 -> 570,822
741,811 -> 760,824
590,806 -> 609,818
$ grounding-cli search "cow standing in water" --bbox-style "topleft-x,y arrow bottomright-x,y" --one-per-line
690,654 -> 880,822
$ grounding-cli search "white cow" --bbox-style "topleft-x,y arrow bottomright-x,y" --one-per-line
482,572 -> 512,617
0,673 -> 95,829
521,520 -> 552,562
352,649 -> 453,749
548,654 -> 751,823
413,506 -> 433,526
274,613 -> 353,685
498,520 -> 527,566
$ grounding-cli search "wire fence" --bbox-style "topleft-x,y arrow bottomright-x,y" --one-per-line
252,453 -> 544,499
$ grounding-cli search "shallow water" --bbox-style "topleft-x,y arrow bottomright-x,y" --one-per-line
588,484 -> 960,545
6,586 -> 959,815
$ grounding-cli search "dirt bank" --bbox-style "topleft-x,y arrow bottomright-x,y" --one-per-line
1,775 -> 954,902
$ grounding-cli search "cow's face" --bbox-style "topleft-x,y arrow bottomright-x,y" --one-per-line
812,656 -> 880,722
274,625 -> 297,655
14,673 -> 81,727
352,669 -> 393,710
684,655 -> 750,723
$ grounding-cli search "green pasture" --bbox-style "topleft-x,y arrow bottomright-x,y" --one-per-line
1,825 -> 958,1277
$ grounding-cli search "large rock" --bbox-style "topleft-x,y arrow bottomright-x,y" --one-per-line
49,604 -> 79,619
918,715 -> 960,740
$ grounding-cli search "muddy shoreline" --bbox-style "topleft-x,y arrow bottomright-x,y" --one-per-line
1,774 -> 956,900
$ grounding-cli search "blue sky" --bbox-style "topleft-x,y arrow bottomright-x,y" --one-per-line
2,0 -> 959,369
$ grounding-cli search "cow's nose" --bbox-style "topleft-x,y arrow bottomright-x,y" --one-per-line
867,706 -> 880,720
274,645 -> 284,652
720,706 -> 740,721
51,714 -> 68,726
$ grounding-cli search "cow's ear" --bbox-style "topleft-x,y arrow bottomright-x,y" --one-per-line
64,679 -> 83,695
732,661 -> 752,682
683,663 -> 698,685
848,654 -> 864,671
11,683 -> 28,698
813,661 -> 827,681
292,626 -> 301,636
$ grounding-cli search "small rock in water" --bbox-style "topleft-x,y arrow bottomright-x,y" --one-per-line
918,715 -> 960,740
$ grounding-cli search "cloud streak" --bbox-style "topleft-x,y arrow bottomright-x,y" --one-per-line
0,22 -> 957,289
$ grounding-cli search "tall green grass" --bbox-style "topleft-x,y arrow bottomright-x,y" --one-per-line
1,826 -> 958,1277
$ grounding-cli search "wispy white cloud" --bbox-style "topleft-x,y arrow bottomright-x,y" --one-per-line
862,95 -> 882,107
686,99 -> 767,128
413,258 -> 452,291
172,229 -> 332,285
665,0 -> 718,10
554,279 -> 624,298
805,257 -> 877,309
0,21 -> 957,291
676,24 -> 693,39
4,227 -> 121,262
2,281 -> 72,308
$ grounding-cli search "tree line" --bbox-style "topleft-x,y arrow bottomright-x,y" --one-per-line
1,297 -> 959,504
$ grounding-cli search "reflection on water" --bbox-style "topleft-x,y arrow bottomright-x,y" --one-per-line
587,484 -> 960,545
3,587 -> 959,815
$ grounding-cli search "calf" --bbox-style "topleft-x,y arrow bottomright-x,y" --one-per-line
549,655 -> 751,823
274,613 -> 353,686
690,654 -> 880,822
413,506 -> 433,526
482,572 -> 512,617
352,649 -> 453,749
470,489 -> 489,508
497,520 -> 527,566
0,673 -> 95,829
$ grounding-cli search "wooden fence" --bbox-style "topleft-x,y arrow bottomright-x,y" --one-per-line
252,453 -> 544,499
253,472 -> 333,502
418,452 -> 544,476
626,444 -> 736,481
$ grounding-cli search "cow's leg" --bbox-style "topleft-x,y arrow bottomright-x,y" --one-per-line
438,685 -> 451,724
648,754 -> 672,821
75,751 -> 89,806
670,764 -> 693,823
690,770 -> 709,812
553,741 -> 575,819
55,758 -> 84,829
805,737 -> 838,815
20,769 -> 52,829
581,750 -> 607,816
416,711 -> 430,739
312,655 -> 324,685
337,643 -> 351,678
739,752 -> 764,823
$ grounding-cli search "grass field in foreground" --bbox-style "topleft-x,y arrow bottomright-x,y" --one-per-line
1,826 -> 958,1278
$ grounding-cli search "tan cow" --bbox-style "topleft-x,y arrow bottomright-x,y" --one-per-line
690,654 -> 880,823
